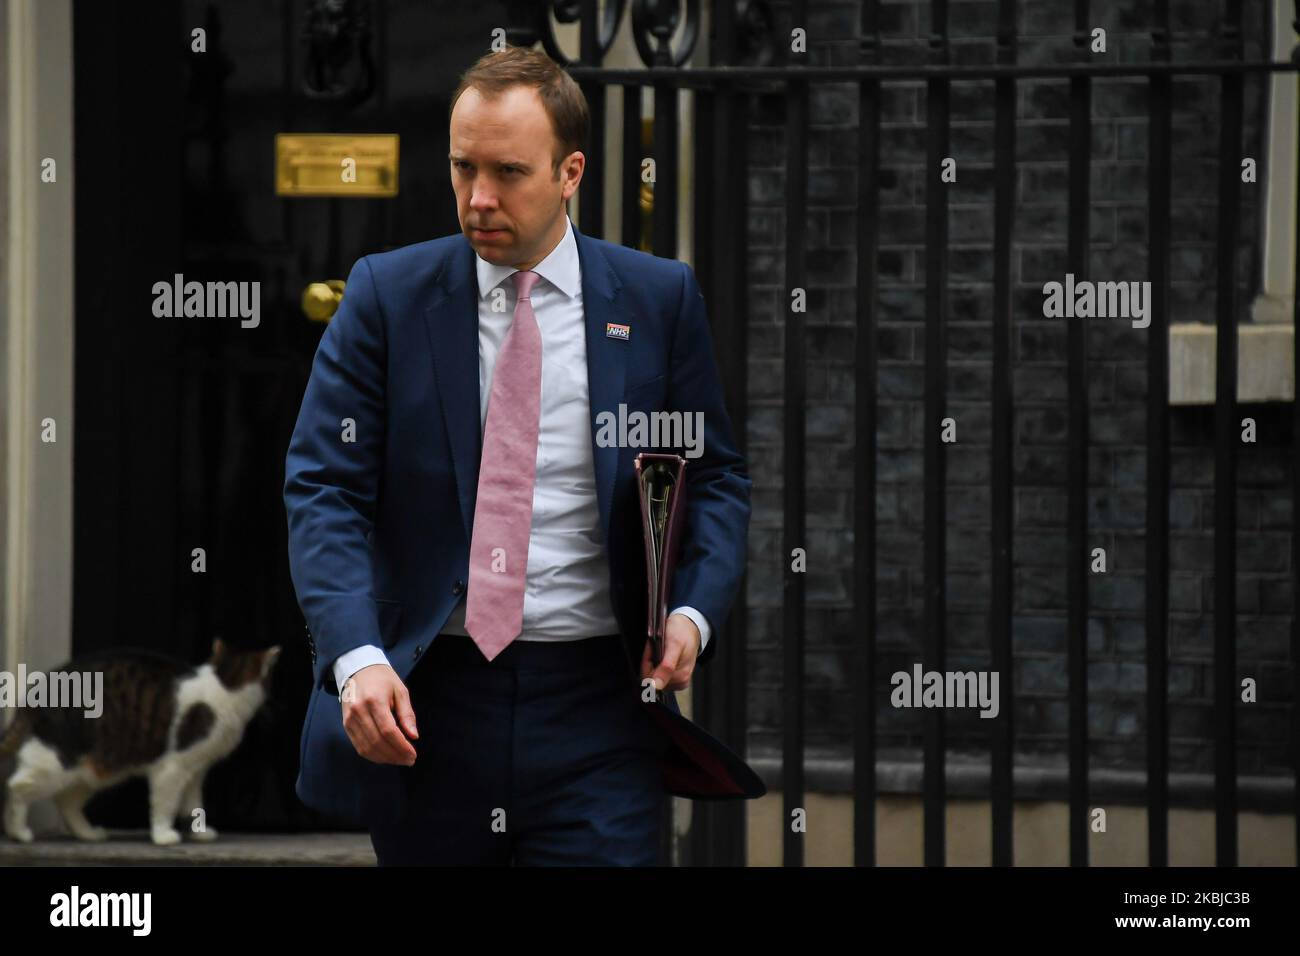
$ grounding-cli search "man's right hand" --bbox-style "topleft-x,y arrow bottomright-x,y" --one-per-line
340,664 -> 419,765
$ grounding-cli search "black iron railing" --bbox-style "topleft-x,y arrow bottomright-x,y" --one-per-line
506,0 -> 1300,868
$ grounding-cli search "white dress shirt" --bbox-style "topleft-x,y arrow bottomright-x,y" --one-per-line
333,214 -> 709,689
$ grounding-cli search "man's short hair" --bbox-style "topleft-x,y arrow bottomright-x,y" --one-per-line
450,46 -> 590,178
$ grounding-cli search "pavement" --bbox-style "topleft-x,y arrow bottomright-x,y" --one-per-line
0,831 -> 377,866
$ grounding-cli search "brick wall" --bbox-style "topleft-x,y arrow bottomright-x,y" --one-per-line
741,0 -> 1295,783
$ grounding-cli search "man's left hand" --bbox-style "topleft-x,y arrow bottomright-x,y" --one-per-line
640,613 -> 701,694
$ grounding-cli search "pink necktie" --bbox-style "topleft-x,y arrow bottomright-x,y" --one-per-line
465,270 -> 542,661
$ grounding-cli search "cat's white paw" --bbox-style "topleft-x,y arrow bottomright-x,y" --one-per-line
5,824 -> 34,844
150,827 -> 182,846
72,826 -> 109,842
189,826 -> 218,842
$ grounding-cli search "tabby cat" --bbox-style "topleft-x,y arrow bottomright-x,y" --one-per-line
1,640 -> 279,845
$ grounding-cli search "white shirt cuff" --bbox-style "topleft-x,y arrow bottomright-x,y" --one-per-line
332,644 -> 391,692
668,606 -> 711,654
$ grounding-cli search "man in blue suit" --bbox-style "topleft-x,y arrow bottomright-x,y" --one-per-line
284,46 -> 751,865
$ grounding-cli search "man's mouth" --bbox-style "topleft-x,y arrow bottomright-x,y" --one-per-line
472,227 -> 507,240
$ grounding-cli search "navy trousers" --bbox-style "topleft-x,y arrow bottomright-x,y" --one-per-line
366,632 -> 670,866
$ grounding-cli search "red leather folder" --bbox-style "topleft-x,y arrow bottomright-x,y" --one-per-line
633,452 -> 766,800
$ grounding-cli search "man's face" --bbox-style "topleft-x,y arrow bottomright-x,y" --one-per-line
449,84 -> 583,270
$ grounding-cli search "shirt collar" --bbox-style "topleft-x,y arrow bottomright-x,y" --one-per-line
475,214 -> 580,302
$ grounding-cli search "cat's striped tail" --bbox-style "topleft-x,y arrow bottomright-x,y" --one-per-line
0,711 -> 31,759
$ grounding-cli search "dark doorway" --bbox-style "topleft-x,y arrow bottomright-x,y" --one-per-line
72,0 -> 505,831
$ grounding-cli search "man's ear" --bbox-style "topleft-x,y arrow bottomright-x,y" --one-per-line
560,150 -> 584,198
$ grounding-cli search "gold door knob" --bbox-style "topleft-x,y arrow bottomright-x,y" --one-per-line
301,280 -> 346,322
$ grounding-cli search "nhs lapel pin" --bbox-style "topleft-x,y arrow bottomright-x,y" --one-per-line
606,322 -> 630,341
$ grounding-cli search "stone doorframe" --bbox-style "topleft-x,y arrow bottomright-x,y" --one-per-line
2,0 -> 74,679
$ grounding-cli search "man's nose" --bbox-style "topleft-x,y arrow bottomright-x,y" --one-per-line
470,185 -> 497,209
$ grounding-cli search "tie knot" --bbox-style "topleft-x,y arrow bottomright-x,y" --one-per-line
512,270 -> 540,300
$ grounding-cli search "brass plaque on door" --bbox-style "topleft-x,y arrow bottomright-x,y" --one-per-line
275,133 -> 399,197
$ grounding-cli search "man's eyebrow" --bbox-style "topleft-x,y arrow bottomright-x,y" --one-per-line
448,153 -> 532,169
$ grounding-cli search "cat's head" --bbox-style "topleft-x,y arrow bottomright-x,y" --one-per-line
210,638 -> 282,691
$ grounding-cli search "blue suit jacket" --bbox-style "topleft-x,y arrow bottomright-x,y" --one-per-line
284,220 -> 753,823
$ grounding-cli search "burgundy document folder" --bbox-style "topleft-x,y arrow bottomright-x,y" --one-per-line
633,452 -> 766,800
634,452 -> 688,667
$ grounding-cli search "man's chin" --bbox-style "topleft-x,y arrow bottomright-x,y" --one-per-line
468,233 -> 512,257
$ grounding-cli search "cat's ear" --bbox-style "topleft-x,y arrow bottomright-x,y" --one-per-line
261,646 -> 282,679
212,637 -> 226,660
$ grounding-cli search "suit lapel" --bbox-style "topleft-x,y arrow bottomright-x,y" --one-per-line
423,238 -> 480,544
574,224 -> 627,551
422,222 -> 629,552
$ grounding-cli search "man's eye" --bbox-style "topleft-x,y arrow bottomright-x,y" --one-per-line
502,167 -> 519,175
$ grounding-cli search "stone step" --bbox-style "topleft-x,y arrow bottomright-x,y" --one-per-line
0,831 -> 375,866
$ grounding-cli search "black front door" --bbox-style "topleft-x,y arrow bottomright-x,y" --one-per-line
73,0 -> 505,831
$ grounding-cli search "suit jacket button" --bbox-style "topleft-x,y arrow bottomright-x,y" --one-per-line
452,579 -> 466,596
414,645 -> 423,657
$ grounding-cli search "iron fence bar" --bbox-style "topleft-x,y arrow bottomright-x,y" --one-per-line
990,0 -> 1017,869
689,83 -> 716,869
690,84 -> 750,868
576,0 -> 605,237
693,88 -> 713,330
1066,0 -> 1093,868
621,84 -> 642,250
703,0 -> 750,870
1212,0 -> 1244,868
853,0 -> 882,868
922,0 -> 951,868
782,0 -> 809,868
1145,0 -> 1173,869
677,0 -> 751,869
722,78 -> 753,872
652,82 -> 678,258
